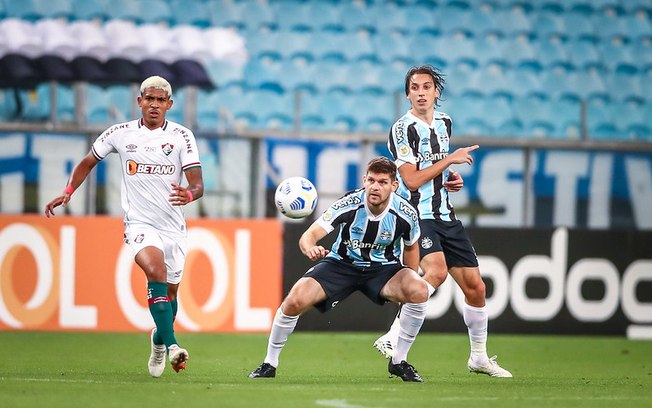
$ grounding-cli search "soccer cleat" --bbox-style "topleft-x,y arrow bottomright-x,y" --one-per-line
148,328 -> 166,378
168,345 -> 189,373
248,363 -> 276,378
468,355 -> 512,378
373,335 -> 396,359
388,360 -> 424,382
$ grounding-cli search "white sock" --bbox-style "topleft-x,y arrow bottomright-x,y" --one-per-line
392,302 -> 427,364
263,307 -> 299,368
463,303 -> 488,362
426,282 -> 436,297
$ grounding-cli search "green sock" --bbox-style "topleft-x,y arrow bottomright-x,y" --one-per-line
147,282 -> 177,348
153,298 -> 178,345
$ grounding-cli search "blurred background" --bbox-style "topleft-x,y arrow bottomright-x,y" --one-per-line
0,0 -> 650,337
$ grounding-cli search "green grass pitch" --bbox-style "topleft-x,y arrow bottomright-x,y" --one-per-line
0,331 -> 650,408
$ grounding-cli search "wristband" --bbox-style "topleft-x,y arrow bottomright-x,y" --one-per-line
186,190 -> 193,203
63,185 -> 75,195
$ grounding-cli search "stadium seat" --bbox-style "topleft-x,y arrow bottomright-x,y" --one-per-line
209,2 -> 247,30
466,8 -> 500,38
353,93 -> 395,132
607,72 -> 644,103
507,65 -> 544,99
342,31 -> 377,63
247,90 -> 294,130
103,20 -> 147,61
533,11 -> 566,40
547,98 -> 582,139
243,57 -> 283,93
339,2 -> 375,34
276,58 -> 317,95
473,34 -> 508,69
70,0 -> 108,21
594,11 -> 627,42
599,38 -> 638,75
34,55 -> 75,82
567,38 -> 603,72
378,62 -> 409,95
622,11 -> 652,44
312,61 -> 352,94
347,60 -> 385,95
272,2 -> 311,32
4,0 -> 44,21
403,5 -> 438,36
540,67 -> 580,102
68,20 -> 111,61
409,35 -> 447,70
107,0 -> 142,24
17,84 -> 51,121
513,95 -> 556,138
107,84 -> 134,122
502,35 -> 538,70
370,3 -> 408,35
137,0 -> 172,26
306,31 -> 347,62
0,53 -> 42,88
317,91 -> 357,132
587,100 -> 625,140
493,6 -> 532,37
86,84 -> 112,125
169,0 -> 211,28
0,18 -> 44,58
0,89 -> 18,120
245,2 -> 277,32
206,60 -> 245,91
35,19 -> 77,61
561,11 -> 597,42
196,89 -> 221,130
373,31 -> 414,65
574,68 -> 610,102
612,100 -> 650,140
307,2 -> 342,33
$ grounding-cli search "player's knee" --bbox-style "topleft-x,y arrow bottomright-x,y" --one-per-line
405,281 -> 429,304
281,296 -> 306,316
465,279 -> 486,303
422,267 -> 447,287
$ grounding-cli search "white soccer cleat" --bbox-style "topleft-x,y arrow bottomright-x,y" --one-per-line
373,335 -> 396,359
148,328 -> 166,378
168,344 -> 189,373
467,355 -> 512,378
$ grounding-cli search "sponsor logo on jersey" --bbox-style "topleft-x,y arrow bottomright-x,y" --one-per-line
331,195 -> 362,210
351,226 -> 363,234
399,202 -> 419,221
342,239 -> 386,250
135,233 -> 144,243
126,144 -> 137,152
416,151 -> 448,163
331,301 -> 339,309
126,160 -> 176,175
161,143 -> 174,156
322,211 -> 333,221
421,236 -> 433,249
399,145 -> 410,157
380,230 -> 392,241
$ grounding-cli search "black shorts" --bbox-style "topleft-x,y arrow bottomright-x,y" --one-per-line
418,219 -> 479,268
304,258 -> 404,313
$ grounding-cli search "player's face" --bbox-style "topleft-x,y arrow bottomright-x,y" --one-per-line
363,171 -> 398,212
138,87 -> 173,130
407,73 -> 439,114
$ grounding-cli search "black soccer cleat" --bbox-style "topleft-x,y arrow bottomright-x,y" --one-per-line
388,360 -> 424,382
248,362 -> 276,378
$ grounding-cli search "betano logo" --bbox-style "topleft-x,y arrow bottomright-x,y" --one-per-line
126,160 -> 175,175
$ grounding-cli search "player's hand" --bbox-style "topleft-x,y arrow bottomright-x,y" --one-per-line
448,145 -> 479,165
444,170 -> 464,192
44,193 -> 71,217
304,245 -> 330,261
169,183 -> 193,206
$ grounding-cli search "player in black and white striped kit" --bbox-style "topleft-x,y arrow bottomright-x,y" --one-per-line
376,65 -> 512,378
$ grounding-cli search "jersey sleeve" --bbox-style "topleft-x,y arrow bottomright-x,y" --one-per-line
403,220 -> 420,247
90,126 -> 118,160
179,128 -> 201,171
388,119 -> 417,167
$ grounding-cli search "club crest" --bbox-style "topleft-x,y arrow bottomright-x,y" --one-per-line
161,143 -> 174,156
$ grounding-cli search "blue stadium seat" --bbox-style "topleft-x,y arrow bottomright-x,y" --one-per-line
574,69 -> 610,102
137,0 -> 172,25
277,59 -> 317,95
107,0 -> 142,23
243,58 -> 283,93
164,88 -> 185,124
18,84 -> 50,121
437,6 -> 473,37
567,38 -> 603,71
245,30 -> 282,61
508,66 -> 544,99
4,0 -> 44,21
474,34 -> 508,68
342,31 -> 377,63
319,91 -> 356,132
370,3 -> 408,35
247,90 -> 294,130
587,100 -> 621,140
306,31 -> 347,62
533,11 -> 566,40
493,7 -> 532,37
612,100 -> 651,140
502,35 -> 538,69
272,31 -> 312,62
347,61 -> 385,95
622,12 -> 652,43
599,39 -> 638,74
466,8 -> 500,38
379,62 -> 409,95
209,1 -> 246,30
206,60 -> 245,91
540,67 -> 580,101
196,89 -> 221,130
273,2 -> 311,32
70,0 -> 108,21
107,85 -> 134,122
593,12 -> 627,42
374,32 -> 415,65
608,72 -> 644,103
449,94 -> 491,136
532,37 -> 572,70
245,2 -> 277,32
339,2 -> 375,34
307,2 -> 342,33
403,5 -> 438,36
86,84 -> 112,125
513,95 -> 557,138
300,95 -> 327,131
561,11 -> 597,42
445,33 -> 479,68
547,98 -> 582,139
353,93 -> 395,132
169,0 -> 211,27
312,61 -> 352,94
0,89 -> 17,120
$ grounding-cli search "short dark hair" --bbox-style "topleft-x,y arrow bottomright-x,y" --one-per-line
404,65 -> 445,106
366,157 -> 397,181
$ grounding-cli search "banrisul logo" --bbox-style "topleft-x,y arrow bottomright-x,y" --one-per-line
161,143 -> 173,156
126,160 -> 175,175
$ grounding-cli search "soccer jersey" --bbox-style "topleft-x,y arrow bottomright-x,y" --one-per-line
316,188 -> 420,267
387,110 -> 456,221
91,119 -> 201,235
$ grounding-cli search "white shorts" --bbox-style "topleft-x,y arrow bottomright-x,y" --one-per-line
124,224 -> 187,284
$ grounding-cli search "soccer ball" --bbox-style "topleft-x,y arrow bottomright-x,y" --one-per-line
274,176 -> 318,219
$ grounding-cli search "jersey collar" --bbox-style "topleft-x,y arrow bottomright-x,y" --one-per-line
138,118 -> 168,131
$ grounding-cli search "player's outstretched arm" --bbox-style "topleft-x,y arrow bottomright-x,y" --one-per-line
398,145 -> 479,191
299,222 -> 330,261
44,153 -> 99,217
